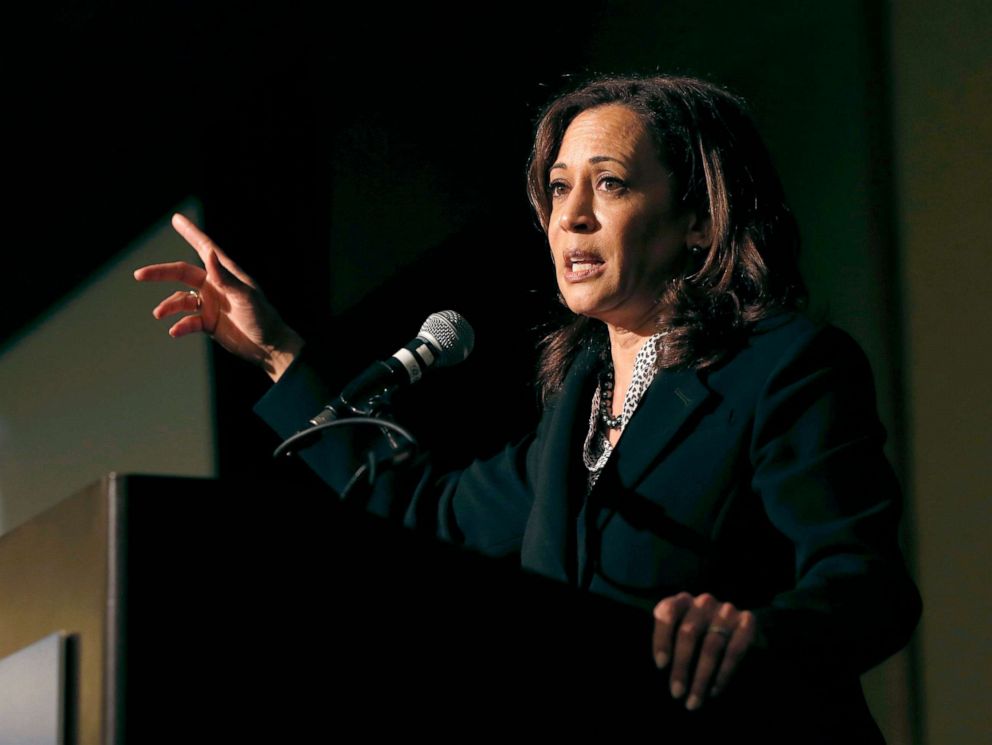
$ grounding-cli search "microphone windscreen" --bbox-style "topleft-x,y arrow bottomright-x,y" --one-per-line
419,311 -> 474,367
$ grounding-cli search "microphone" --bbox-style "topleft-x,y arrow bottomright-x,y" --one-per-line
309,310 -> 474,425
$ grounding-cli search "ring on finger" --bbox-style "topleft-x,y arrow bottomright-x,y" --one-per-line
188,289 -> 202,310
706,625 -> 732,639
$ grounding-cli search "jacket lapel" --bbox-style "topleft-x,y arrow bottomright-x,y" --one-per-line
519,348 -> 716,586
608,366 -> 715,494
520,347 -> 598,586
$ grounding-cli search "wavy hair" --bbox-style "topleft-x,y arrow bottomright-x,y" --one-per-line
526,74 -> 807,401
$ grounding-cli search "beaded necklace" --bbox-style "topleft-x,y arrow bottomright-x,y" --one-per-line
598,364 -> 623,429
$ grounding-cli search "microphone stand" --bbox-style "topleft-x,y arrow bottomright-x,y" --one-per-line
272,391 -> 419,504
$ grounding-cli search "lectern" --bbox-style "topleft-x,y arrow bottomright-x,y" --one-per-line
6,474 -> 721,743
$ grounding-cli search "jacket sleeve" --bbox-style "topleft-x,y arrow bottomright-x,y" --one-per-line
747,326 -> 922,675
253,347 -> 536,559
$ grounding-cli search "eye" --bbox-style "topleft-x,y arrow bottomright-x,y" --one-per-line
548,180 -> 569,199
599,176 -> 626,192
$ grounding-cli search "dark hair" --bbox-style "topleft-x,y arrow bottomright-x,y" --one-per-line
526,73 -> 807,401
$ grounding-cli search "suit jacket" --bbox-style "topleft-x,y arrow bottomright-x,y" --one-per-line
255,311 -> 921,740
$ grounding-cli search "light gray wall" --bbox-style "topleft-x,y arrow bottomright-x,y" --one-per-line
0,204 -> 216,535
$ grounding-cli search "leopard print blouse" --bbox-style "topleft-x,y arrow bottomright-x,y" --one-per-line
582,332 -> 664,492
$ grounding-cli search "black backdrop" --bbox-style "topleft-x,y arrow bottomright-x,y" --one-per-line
8,2 -> 620,483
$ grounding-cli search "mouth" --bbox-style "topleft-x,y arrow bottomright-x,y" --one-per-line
563,250 -> 605,281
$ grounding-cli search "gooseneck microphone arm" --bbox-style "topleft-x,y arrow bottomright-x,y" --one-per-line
272,312 -> 474,486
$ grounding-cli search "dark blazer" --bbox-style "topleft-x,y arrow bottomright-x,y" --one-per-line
255,311 -> 921,741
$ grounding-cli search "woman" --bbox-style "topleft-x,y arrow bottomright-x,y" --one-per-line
135,74 -> 920,738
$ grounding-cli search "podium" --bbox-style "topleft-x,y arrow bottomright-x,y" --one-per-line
3,474 -> 704,744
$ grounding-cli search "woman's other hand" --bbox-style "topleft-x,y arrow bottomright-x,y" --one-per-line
652,592 -> 757,711
134,213 -> 304,382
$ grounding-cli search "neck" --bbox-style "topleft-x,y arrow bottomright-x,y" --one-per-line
607,322 -> 659,379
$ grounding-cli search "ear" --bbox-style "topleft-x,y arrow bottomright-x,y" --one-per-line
684,210 -> 713,250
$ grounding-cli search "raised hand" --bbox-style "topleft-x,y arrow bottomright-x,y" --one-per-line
134,213 -> 304,381
652,592 -> 758,711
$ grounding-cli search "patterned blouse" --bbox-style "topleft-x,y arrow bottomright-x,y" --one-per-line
582,332 -> 665,492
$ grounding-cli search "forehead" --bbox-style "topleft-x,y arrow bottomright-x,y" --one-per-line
556,104 -> 653,164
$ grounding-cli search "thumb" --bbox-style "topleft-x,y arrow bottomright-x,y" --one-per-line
205,248 -> 240,290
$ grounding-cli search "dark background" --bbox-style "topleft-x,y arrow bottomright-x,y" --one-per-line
8,2 -> 632,480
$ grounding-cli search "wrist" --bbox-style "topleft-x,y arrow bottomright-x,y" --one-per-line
263,328 -> 305,382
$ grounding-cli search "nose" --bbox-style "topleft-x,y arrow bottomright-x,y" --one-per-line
556,183 -> 598,233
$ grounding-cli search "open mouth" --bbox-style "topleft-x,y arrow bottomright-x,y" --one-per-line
569,260 -> 602,271
564,251 -> 605,280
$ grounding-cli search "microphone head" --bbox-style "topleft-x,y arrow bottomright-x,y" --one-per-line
418,311 -> 474,367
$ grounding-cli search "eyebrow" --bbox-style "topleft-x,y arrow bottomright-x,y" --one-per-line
549,155 -> 626,172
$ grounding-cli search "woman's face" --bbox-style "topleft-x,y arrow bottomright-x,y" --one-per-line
547,104 -> 705,334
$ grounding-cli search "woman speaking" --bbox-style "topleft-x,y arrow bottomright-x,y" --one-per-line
135,74 -> 921,740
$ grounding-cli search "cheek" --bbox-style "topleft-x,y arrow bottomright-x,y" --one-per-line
637,208 -> 672,243
639,212 -> 685,263
546,233 -> 561,268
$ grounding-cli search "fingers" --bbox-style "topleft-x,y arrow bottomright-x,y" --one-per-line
133,261 -> 207,287
168,313 -> 205,339
652,593 -> 756,712
152,289 -> 201,320
669,593 -> 720,704
171,213 -> 220,265
172,213 -> 256,287
684,601 -> 736,710
203,244 -> 242,291
712,610 -> 756,695
156,289 -> 208,338
652,592 -> 692,670
210,243 -> 256,286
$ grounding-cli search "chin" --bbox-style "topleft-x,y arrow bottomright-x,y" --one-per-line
562,299 -> 604,321
567,297 -> 660,333
559,288 -> 604,318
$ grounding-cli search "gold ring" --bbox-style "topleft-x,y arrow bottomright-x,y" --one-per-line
188,289 -> 202,310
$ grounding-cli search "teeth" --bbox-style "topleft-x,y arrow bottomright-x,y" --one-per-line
572,261 -> 596,271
